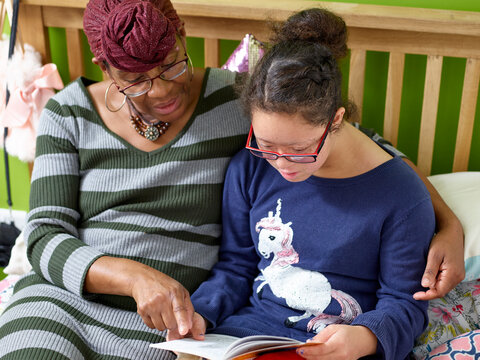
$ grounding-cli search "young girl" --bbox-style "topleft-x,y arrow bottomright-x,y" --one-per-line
173,8 -> 435,360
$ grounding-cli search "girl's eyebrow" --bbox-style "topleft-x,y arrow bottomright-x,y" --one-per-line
256,137 -> 317,146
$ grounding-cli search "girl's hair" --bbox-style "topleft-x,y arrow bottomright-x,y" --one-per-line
241,8 -> 350,127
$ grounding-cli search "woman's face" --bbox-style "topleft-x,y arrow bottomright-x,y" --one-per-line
109,36 -> 192,123
251,110 -> 335,182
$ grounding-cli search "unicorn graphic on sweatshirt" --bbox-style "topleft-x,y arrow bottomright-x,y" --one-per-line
254,199 -> 362,333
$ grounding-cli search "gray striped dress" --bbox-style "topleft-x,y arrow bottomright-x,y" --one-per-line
0,68 -> 250,360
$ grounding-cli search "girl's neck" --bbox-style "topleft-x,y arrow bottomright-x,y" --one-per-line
313,123 -> 392,179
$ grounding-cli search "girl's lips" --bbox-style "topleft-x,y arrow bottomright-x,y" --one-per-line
154,97 -> 180,115
280,171 -> 298,180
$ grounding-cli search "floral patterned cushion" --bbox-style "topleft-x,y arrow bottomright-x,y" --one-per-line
424,330 -> 480,359
0,275 -> 20,315
413,279 -> 480,359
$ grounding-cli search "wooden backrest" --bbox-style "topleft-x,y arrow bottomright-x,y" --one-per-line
17,0 -> 480,175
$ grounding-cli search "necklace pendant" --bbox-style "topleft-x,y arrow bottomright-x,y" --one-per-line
144,126 -> 160,141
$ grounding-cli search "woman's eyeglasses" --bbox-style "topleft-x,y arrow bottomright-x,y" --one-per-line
117,56 -> 189,97
245,115 -> 334,163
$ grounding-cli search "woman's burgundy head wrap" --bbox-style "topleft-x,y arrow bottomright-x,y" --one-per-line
83,0 -> 183,73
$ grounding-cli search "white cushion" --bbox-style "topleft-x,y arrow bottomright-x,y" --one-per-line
427,172 -> 480,281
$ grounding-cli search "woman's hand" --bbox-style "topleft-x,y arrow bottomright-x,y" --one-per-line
296,325 -> 377,360
167,312 -> 207,341
130,267 -> 195,335
84,256 -> 195,335
413,224 -> 465,300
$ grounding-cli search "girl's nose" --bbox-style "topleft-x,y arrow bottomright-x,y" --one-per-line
275,156 -> 295,169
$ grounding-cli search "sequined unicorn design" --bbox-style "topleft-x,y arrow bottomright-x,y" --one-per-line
255,199 -> 363,333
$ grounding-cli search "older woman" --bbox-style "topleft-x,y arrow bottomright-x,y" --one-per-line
0,0 -> 464,359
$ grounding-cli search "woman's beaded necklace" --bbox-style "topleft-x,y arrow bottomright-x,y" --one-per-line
127,100 -> 170,142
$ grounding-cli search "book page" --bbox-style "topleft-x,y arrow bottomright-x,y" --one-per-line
225,335 -> 307,360
225,335 -> 302,358
150,334 -> 239,360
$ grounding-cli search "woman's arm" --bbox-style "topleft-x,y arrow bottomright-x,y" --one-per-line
403,158 -> 465,300
27,98 -> 194,335
26,98 -> 103,297
85,256 -> 194,335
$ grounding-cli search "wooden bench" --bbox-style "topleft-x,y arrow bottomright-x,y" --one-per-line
16,0 -> 480,176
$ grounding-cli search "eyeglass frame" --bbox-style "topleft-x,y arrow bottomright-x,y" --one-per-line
111,37 -> 189,98
245,114 -> 335,163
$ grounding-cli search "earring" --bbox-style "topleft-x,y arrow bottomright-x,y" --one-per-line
104,82 -> 126,112
187,54 -> 194,81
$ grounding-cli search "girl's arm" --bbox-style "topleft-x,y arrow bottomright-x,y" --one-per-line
403,158 -> 465,300
357,123 -> 465,299
350,198 -> 434,358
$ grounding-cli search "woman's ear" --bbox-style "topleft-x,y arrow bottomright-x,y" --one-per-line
92,58 -> 110,80
177,24 -> 186,38
93,57 -> 108,71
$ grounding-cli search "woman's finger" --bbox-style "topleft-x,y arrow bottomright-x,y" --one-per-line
171,290 -> 193,335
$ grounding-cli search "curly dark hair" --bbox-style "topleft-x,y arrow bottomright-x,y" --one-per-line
241,8 -> 351,128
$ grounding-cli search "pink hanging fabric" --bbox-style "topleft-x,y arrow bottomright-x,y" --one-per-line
0,63 -> 64,162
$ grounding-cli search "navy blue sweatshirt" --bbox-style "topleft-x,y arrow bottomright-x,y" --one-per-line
192,149 -> 434,359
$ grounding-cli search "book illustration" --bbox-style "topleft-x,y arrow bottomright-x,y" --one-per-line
254,199 -> 363,332
151,333 -> 317,360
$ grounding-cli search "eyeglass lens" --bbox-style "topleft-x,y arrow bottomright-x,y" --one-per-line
248,149 -> 316,163
122,59 -> 188,96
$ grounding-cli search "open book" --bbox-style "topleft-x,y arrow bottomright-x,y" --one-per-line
151,333 -> 315,360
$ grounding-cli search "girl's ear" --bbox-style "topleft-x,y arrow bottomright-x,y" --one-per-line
333,107 -> 346,126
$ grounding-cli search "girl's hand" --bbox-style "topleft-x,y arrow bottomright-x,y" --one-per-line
167,312 -> 207,341
296,325 -> 377,360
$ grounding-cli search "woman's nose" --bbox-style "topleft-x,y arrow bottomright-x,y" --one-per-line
147,77 -> 173,98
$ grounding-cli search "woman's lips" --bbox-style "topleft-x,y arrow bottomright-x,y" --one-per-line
154,97 -> 180,115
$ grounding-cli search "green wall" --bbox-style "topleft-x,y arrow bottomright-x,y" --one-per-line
1,0 -> 479,214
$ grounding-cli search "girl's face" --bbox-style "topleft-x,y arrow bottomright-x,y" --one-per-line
251,110 -> 340,182
109,36 -> 192,124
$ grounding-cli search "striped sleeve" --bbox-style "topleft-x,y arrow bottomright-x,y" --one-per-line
24,95 -> 104,297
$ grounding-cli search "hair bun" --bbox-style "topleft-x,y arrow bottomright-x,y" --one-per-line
271,8 -> 348,59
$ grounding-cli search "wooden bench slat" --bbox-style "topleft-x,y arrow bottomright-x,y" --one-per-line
183,16 -> 270,42
417,55 -> 443,175
204,38 -> 220,68
20,0 -> 480,38
348,49 -> 366,124
348,27 -> 480,59
383,52 -> 405,147
65,28 -> 84,82
43,6 -> 83,28
453,58 -> 480,172
18,4 -> 50,64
